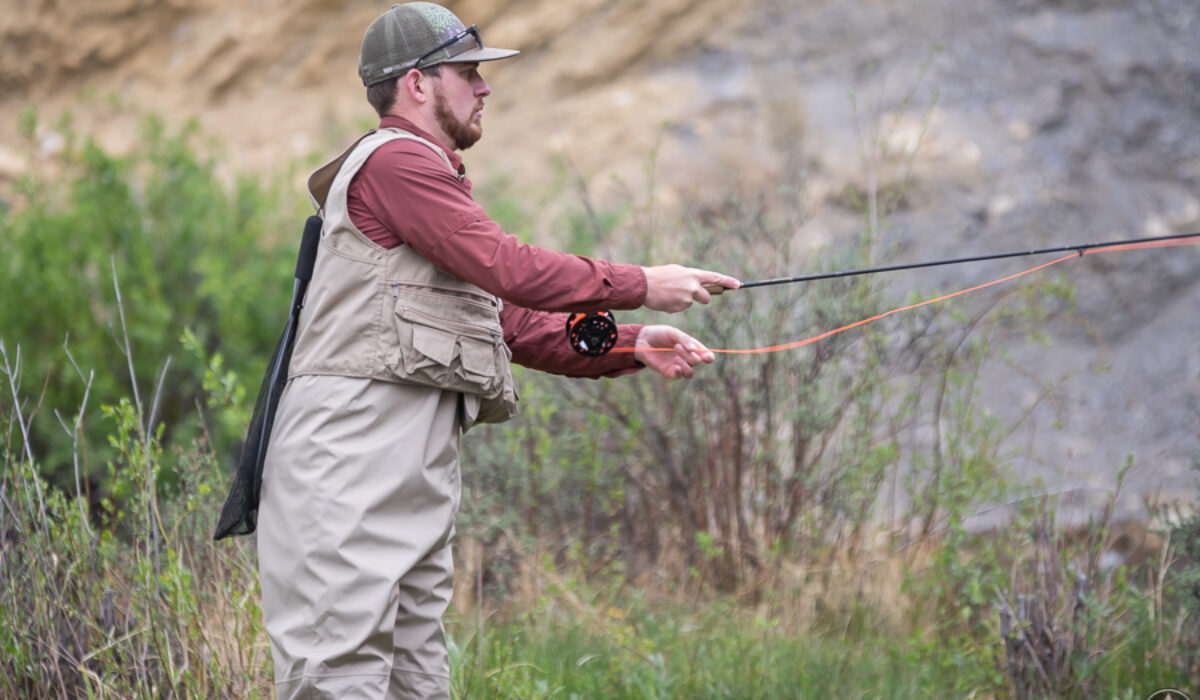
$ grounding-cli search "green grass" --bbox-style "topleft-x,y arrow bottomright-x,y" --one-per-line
446,585 -> 1193,699
450,606 -> 925,699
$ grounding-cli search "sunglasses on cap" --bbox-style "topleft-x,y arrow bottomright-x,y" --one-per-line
413,25 -> 483,70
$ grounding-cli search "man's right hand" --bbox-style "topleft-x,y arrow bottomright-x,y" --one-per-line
641,264 -> 741,313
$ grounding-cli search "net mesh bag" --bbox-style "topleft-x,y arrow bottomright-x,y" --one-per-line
214,215 -> 321,540
213,318 -> 295,539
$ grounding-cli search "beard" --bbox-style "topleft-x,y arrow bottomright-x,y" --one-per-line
433,87 -> 482,151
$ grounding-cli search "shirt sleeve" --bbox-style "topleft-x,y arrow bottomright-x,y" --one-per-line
351,141 -> 648,312
500,303 -> 645,378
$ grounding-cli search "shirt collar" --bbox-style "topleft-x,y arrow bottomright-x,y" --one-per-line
379,116 -> 466,176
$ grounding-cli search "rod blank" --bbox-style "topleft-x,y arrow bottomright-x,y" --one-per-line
708,231 -> 1200,293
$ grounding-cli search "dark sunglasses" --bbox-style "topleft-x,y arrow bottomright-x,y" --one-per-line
413,25 -> 483,70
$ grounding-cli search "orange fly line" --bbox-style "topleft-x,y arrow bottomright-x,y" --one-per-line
615,237 -> 1200,356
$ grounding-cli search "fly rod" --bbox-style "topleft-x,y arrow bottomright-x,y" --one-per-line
567,230 -> 1200,356
703,230 -> 1200,294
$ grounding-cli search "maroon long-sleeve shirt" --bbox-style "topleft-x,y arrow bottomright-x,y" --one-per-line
347,116 -> 646,378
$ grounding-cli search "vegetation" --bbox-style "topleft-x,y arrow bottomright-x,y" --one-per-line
0,114 -> 1194,698
1,109 -> 302,498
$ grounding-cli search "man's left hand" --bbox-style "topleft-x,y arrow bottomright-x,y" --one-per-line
634,325 -> 716,379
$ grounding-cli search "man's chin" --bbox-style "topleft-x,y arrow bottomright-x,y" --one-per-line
459,126 -> 483,150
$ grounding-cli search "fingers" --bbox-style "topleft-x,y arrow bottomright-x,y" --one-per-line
666,352 -> 694,379
634,325 -> 717,380
667,334 -> 715,380
665,345 -> 711,379
676,344 -> 705,377
662,345 -> 693,379
675,336 -> 715,365
690,270 -> 742,308
706,273 -> 742,291
642,265 -> 741,313
690,271 -> 740,307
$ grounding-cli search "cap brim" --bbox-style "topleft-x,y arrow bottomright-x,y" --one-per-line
444,47 -> 519,64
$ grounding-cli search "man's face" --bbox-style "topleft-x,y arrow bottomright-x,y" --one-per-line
432,62 -> 490,151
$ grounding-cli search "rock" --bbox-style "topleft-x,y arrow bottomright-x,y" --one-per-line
1012,9 -> 1174,89
39,131 -> 64,159
0,146 -> 24,181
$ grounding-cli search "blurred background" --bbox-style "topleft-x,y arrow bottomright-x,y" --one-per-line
2,0 -> 1199,696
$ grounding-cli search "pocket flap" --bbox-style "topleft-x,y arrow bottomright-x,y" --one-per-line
412,325 -> 456,367
459,337 -> 495,377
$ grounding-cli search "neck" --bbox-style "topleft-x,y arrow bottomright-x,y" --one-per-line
386,106 -> 454,151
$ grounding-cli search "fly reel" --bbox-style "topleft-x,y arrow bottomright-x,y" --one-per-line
566,311 -> 618,356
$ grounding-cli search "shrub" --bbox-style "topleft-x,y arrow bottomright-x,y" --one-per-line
0,110 -> 302,499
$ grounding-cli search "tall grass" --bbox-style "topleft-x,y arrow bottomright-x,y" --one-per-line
1,115 -> 1195,697
0,307 -> 271,697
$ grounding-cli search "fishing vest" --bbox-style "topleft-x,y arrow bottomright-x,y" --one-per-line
290,127 -> 518,428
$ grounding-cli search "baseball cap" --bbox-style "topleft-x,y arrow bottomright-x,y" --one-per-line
359,2 -> 519,86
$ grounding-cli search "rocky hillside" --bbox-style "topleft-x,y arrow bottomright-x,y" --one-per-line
3,0 -> 1198,517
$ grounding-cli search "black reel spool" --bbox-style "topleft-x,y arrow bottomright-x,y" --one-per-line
566,311 -> 618,356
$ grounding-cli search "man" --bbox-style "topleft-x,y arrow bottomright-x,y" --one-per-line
257,3 -> 739,698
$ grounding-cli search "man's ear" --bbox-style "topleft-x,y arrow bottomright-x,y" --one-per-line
402,69 -> 432,105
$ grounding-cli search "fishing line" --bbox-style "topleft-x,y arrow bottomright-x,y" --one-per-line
573,231 -> 1200,357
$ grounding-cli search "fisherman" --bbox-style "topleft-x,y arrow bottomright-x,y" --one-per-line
255,3 -> 739,697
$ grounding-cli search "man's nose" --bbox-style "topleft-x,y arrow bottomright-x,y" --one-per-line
475,77 -> 491,98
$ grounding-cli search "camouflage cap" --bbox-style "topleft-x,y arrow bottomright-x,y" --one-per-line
358,2 -> 519,86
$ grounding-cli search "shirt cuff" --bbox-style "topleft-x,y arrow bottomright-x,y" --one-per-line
595,323 -> 645,378
608,264 -> 648,310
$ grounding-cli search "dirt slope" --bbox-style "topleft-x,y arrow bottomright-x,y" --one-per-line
1,0 -> 742,181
